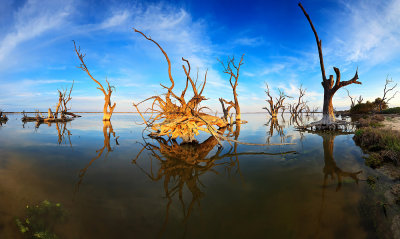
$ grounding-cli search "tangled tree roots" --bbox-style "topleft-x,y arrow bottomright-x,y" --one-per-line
133,29 -> 227,143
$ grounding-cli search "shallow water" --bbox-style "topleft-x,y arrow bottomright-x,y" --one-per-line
0,113 -> 387,238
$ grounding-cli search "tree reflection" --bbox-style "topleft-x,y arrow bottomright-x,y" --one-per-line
314,131 -> 362,238
265,118 -> 286,144
30,121 -> 73,146
133,124 -> 296,238
76,121 -> 118,192
320,132 -> 362,190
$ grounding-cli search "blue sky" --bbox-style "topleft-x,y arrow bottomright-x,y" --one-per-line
1,0 -> 400,112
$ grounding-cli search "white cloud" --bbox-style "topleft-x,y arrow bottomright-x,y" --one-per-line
0,0 -> 73,65
99,10 -> 131,29
332,0 -> 400,65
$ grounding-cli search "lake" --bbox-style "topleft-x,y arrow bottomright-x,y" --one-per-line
0,113 -> 391,238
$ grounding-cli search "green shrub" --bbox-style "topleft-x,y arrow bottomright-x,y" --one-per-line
381,107 -> 400,114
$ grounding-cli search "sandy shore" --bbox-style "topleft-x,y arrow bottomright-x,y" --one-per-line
383,115 -> 400,132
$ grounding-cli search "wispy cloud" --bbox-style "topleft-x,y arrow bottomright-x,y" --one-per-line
233,36 -> 265,47
0,0 -> 73,67
332,0 -> 400,65
100,10 -> 131,29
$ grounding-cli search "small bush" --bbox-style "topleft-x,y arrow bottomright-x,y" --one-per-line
350,98 -> 388,114
381,107 -> 400,114
354,127 -> 400,168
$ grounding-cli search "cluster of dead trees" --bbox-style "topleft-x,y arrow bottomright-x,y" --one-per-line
22,81 -> 80,124
263,84 -> 318,118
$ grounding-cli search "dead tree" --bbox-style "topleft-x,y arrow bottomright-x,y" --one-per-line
290,85 -> 307,115
263,83 -> 289,118
218,55 -> 244,122
299,3 -> 361,125
53,80 -> 80,119
345,88 -> 356,109
73,41 -> 116,121
132,29 -> 227,143
357,96 -> 363,104
379,77 -> 398,112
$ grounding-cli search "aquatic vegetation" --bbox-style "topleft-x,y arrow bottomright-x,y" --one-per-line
15,200 -> 67,239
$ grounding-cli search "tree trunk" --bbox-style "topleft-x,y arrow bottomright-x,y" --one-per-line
234,93 -> 241,121
321,90 -> 335,125
103,96 -> 116,121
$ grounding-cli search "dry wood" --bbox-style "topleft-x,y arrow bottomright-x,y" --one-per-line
133,29 -> 227,143
73,41 -> 116,121
299,2 -> 361,125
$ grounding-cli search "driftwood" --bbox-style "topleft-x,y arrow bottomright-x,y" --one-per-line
299,3 -> 361,126
73,41 -> 116,121
21,81 -> 80,124
133,29 -> 228,143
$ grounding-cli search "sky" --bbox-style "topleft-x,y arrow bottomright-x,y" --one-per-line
1,0 -> 400,113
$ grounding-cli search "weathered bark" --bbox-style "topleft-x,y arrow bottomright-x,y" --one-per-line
299,3 -> 361,125
73,41 -> 116,121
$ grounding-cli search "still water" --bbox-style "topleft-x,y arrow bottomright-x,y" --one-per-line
0,113 -> 389,238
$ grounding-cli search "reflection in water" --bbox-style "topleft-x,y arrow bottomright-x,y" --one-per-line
321,133 -> 362,191
314,131 -> 362,238
265,118 -> 285,144
76,121 -> 119,191
133,123 -> 296,238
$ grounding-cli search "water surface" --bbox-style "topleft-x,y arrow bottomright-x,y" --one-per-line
0,113 -> 386,238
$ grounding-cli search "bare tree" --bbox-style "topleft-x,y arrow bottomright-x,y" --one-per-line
263,83 -> 289,118
357,96 -> 364,104
345,88 -> 356,109
73,41 -> 116,121
299,3 -> 361,125
379,77 -> 398,112
218,55 -> 244,122
132,29 -> 227,143
290,85 -> 307,115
